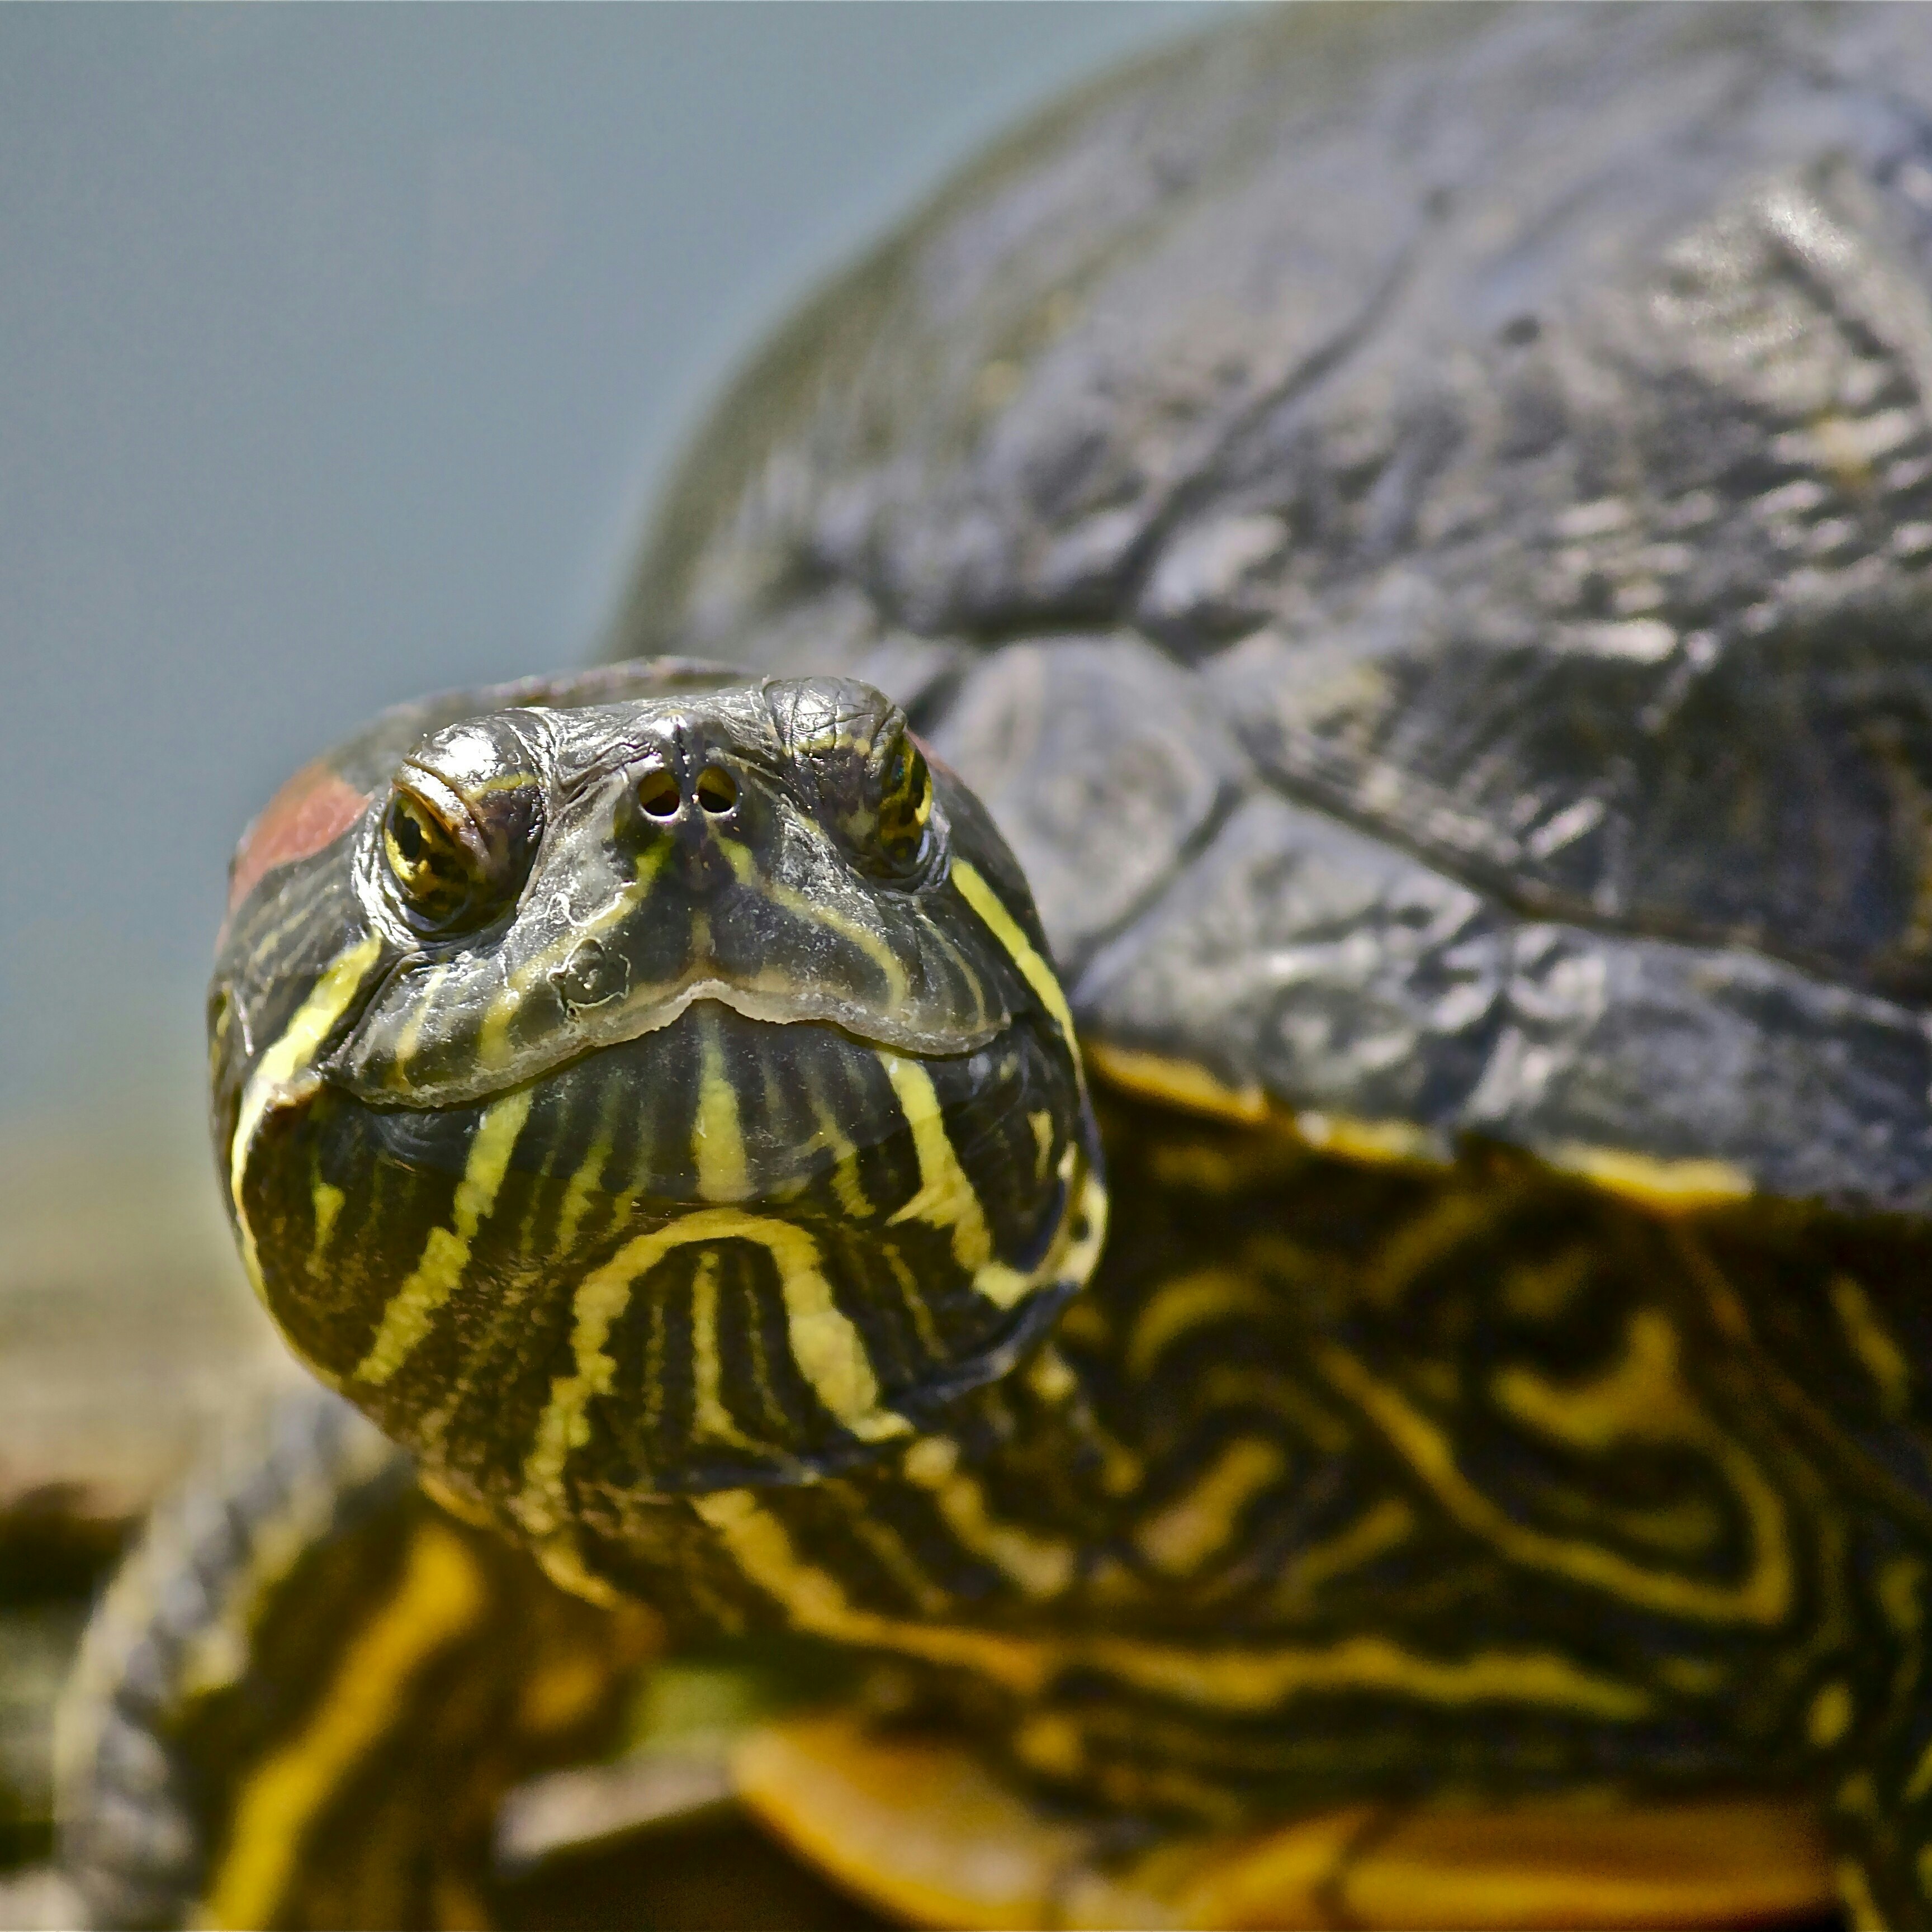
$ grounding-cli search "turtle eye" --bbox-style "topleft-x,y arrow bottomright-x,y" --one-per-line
382,784 -> 487,929
380,722 -> 545,934
874,731 -> 933,874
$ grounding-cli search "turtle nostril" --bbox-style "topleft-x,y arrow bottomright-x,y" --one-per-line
637,769 -> 680,819
695,767 -> 738,815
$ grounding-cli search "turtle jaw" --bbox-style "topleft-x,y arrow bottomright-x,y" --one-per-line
229,993 -> 1104,1524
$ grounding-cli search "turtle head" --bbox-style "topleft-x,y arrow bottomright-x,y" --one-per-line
210,661 -> 1103,1543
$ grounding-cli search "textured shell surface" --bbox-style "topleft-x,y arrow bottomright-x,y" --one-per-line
615,1 -> 1932,1215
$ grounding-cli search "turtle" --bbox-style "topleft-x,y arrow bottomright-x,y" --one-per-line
50,2 -> 1932,1926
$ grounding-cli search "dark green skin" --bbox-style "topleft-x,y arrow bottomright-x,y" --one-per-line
619,1 -> 1932,1215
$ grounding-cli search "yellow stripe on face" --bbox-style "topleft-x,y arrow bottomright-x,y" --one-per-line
553,1081 -> 626,1258
554,1146 -> 613,1257
387,958 -> 452,1068
1060,1162 -> 1108,1287
879,1051 -> 992,1270
694,1012 -> 752,1202
516,1237 -> 642,1539
200,1518 -> 486,1931
950,861 -> 1081,1067
720,1211 -> 907,1441
229,934 -> 385,1301
352,1086 -> 536,1387
976,1145 -> 1105,1310
726,841 -> 913,1010
517,1209 -> 909,1537
807,1089 -> 874,1223
309,1181 -> 346,1269
882,1244 -> 944,1356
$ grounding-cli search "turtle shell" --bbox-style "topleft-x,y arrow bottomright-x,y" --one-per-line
612,2 -> 1932,1217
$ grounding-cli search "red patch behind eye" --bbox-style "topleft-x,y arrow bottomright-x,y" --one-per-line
226,761 -> 370,915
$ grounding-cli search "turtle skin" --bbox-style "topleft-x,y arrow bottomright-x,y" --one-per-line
52,4 -> 1932,1929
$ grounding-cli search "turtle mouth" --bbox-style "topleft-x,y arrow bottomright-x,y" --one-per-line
515,967 -> 1008,1065
328,896 -> 1014,1111
604,977 -> 993,1049
326,945 -> 1010,1112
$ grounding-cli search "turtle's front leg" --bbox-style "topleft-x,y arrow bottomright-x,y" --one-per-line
57,1384 -> 656,1932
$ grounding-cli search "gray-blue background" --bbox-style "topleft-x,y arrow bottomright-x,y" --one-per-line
0,2 -> 1205,1144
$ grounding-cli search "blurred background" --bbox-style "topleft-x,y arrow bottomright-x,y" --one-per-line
0,8 -> 1207,1911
